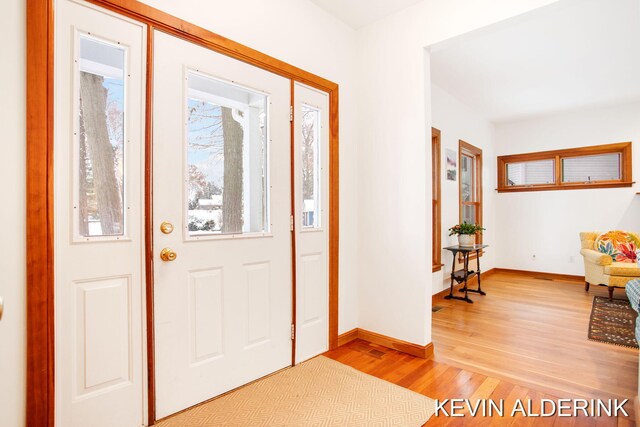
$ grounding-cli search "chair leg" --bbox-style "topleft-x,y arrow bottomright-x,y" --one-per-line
608,286 -> 614,300
585,282 -> 590,292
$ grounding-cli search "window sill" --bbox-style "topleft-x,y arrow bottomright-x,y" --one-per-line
497,181 -> 634,193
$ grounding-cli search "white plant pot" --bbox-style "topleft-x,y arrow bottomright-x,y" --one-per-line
458,234 -> 475,247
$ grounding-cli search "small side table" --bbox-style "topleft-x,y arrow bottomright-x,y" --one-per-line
443,244 -> 488,303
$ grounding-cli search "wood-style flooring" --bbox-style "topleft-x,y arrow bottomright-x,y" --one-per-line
433,271 -> 637,401
325,271 -> 638,426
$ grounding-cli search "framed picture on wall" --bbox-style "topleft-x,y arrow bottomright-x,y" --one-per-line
446,148 -> 457,181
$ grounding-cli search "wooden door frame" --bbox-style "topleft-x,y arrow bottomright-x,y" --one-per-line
431,128 -> 442,273
26,1 -> 340,425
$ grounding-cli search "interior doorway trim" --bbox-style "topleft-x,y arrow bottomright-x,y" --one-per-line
26,0 -> 55,425
26,1 -> 340,425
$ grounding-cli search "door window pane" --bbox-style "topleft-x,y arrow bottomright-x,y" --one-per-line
78,36 -> 126,237
301,105 -> 320,228
562,153 -> 621,183
506,159 -> 555,186
186,72 -> 268,236
460,154 -> 474,202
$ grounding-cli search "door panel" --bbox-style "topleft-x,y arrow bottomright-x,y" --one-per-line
54,1 -> 146,426
188,269 -> 224,363
153,31 -> 292,419
75,276 -> 131,394
294,83 -> 330,364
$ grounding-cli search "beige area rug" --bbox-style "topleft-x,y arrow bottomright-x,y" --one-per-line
156,356 -> 435,426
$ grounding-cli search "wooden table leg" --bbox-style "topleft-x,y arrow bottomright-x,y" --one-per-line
463,252 -> 470,301
475,249 -> 487,296
444,250 -> 457,300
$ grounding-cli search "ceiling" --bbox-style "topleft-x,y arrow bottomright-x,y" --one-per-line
308,0 -> 423,29
430,0 -> 640,124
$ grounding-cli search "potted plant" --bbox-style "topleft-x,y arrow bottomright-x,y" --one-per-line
449,223 -> 485,247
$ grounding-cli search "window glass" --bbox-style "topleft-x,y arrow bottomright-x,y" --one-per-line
460,154 -> 474,202
186,72 -> 268,236
78,36 -> 126,237
301,105 -> 320,228
462,204 -> 476,225
459,142 -> 483,248
506,159 -> 555,186
562,153 -> 621,183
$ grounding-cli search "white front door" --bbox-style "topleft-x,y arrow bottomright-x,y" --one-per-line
54,1 -> 146,426
293,83 -> 330,363
152,31 -> 293,419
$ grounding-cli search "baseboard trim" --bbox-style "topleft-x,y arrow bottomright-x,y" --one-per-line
492,268 -> 584,283
481,268 -> 497,278
358,329 -> 434,359
336,328 -> 433,359
432,283 -> 461,299
337,328 -> 359,347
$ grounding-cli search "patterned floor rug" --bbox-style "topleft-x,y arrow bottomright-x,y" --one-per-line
588,296 -> 638,349
156,356 -> 435,427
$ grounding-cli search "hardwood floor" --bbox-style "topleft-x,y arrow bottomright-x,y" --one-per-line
433,271 -> 638,401
325,271 -> 638,426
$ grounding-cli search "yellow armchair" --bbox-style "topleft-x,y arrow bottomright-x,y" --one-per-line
580,231 -> 640,299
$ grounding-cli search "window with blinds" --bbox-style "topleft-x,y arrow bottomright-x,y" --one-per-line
506,159 -> 555,186
497,142 -> 632,192
562,153 -> 621,183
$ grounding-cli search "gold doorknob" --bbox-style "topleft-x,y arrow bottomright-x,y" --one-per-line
160,221 -> 174,234
160,248 -> 177,262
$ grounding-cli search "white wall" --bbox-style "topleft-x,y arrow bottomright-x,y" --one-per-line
356,0 -> 562,346
139,0 -> 362,332
0,0 -> 26,426
495,102 -> 640,275
431,84 -> 497,294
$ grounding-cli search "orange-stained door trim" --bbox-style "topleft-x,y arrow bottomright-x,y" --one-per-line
432,128 -> 442,272
289,81 -> 298,366
26,0 -> 55,425
143,25 -> 156,424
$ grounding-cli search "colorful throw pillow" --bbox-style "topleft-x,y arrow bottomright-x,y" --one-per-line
595,231 -> 640,263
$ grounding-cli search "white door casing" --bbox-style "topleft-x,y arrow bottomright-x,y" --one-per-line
293,83 -> 330,364
54,1 -> 146,426
152,31 -> 292,419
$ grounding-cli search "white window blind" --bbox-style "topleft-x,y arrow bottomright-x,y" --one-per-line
562,153 -> 621,183
506,159 -> 555,186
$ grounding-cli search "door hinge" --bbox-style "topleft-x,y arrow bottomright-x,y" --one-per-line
290,215 -> 294,232
291,324 -> 295,340
290,105 -> 293,122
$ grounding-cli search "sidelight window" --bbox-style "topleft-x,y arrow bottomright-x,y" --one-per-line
77,35 -> 126,238
301,105 -> 321,229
